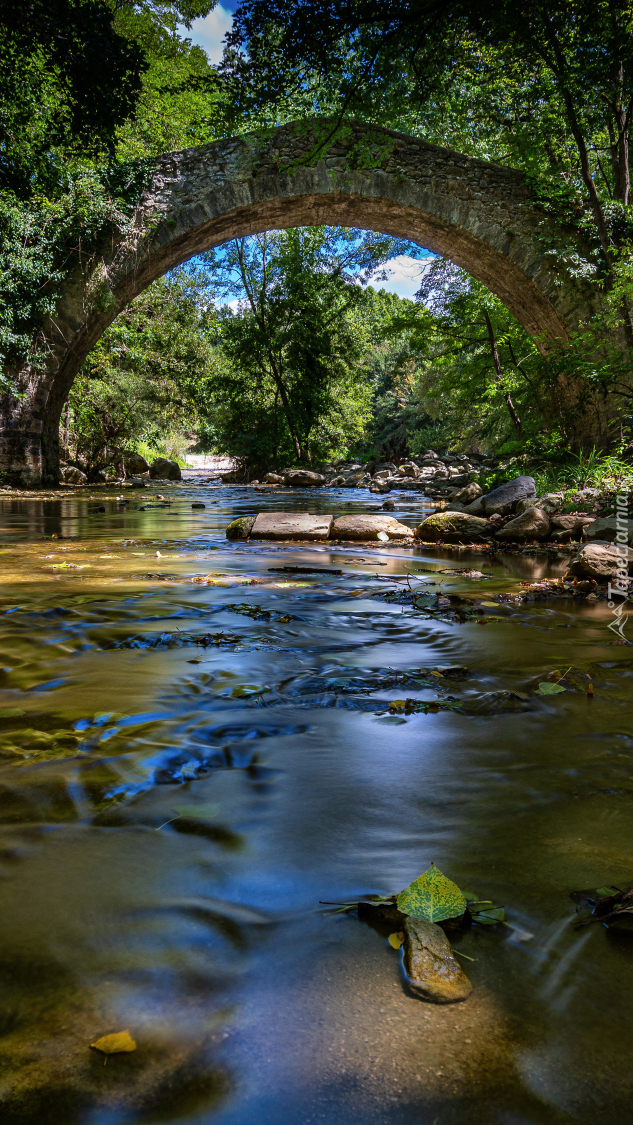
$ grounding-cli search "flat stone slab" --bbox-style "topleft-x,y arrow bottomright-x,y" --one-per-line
250,512 -> 333,540
331,515 -> 413,540
403,917 -> 472,1004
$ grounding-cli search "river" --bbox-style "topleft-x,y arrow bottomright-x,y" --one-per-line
0,480 -> 631,1124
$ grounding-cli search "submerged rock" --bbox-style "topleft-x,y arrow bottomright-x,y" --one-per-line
481,475 -> 536,516
149,457 -> 181,481
330,514 -> 413,540
283,470 -> 326,487
225,515 -> 256,540
403,917 -> 472,1003
415,512 -> 491,543
251,512 -> 333,540
494,507 -> 551,541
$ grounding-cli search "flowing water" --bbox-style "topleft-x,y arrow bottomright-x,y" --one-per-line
0,481 -> 632,1124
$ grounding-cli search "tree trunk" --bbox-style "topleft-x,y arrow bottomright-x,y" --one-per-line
483,311 -> 524,435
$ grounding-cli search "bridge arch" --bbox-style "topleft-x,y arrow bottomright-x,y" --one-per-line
0,121 -> 602,485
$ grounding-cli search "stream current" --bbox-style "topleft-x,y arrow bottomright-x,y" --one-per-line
0,480 -> 632,1124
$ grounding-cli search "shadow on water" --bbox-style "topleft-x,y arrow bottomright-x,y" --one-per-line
0,480 -> 632,1123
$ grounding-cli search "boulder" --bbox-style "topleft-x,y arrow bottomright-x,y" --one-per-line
283,470 -> 326,487
124,452 -> 149,475
328,476 -> 346,486
331,514 -> 413,540
461,496 -> 485,516
149,457 -> 181,481
567,542 -> 633,582
515,493 -> 563,515
60,465 -> 87,485
415,511 -> 492,543
250,512 -> 333,540
494,507 -> 551,541
551,514 -> 594,533
481,475 -> 536,516
403,917 -> 472,1004
451,481 -> 482,505
225,515 -> 256,540
582,517 -> 633,545
221,469 -> 244,482
264,472 -> 285,484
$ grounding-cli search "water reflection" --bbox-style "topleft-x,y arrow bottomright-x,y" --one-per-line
0,482 -> 632,1123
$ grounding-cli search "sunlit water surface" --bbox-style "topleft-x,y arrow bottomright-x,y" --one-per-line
0,481 -> 632,1124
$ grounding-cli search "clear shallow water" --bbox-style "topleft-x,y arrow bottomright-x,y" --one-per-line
0,482 -> 632,1124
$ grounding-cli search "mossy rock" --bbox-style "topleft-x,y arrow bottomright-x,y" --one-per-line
415,512 -> 491,543
225,515 -> 256,540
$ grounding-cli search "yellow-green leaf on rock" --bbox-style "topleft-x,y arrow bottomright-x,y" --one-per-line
396,863 -> 466,923
90,1029 -> 137,1065
536,682 -> 566,695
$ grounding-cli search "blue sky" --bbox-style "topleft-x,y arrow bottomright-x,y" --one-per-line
180,4 -> 433,302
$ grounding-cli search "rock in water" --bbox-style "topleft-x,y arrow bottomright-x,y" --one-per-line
264,472 -> 285,484
567,542 -> 633,581
250,512 -> 333,540
582,517 -> 633,544
494,507 -> 551,541
124,452 -> 149,475
225,515 -> 256,540
149,457 -> 181,481
60,465 -> 87,485
481,475 -> 536,516
415,512 -> 491,543
330,515 -> 413,540
403,917 -> 472,1003
283,470 -> 326,487
450,481 -> 482,505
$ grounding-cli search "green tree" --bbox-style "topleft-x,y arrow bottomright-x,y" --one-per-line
203,227 -> 421,469
68,267 -> 216,477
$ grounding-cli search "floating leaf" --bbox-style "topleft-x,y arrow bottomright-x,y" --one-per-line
536,682 -> 567,695
388,931 -> 404,949
396,863 -> 466,922
389,699 -> 407,712
472,905 -> 506,925
0,708 -> 26,718
90,1030 -> 136,1065
172,803 -> 220,820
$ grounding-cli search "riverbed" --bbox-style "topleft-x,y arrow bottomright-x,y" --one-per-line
0,480 -> 631,1124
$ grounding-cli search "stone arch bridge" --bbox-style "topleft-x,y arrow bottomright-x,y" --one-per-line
1,120 -> 602,485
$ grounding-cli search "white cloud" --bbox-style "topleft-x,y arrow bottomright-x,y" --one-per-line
368,254 -> 434,301
183,4 -> 233,64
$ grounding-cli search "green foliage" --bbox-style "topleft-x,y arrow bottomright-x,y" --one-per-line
0,0 -> 146,197
67,269 -> 215,477
202,228 -> 419,470
396,864 -> 467,923
0,167 -> 148,377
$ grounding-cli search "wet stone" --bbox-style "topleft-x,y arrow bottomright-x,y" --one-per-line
403,917 -> 473,1004
330,514 -> 413,540
250,512 -> 333,540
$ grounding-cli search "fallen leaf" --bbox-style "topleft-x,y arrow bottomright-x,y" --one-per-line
396,863 -> 466,923
388,931 -> 404,949
536,682 -> 567,695
389,699 -> 407,712
90,1030 -> 136,1065
0,708 -> 26,718
172,803 -> 220,820
480,601 -> 499,608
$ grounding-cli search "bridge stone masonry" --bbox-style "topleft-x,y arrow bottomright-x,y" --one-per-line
0,120 -> 608,486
